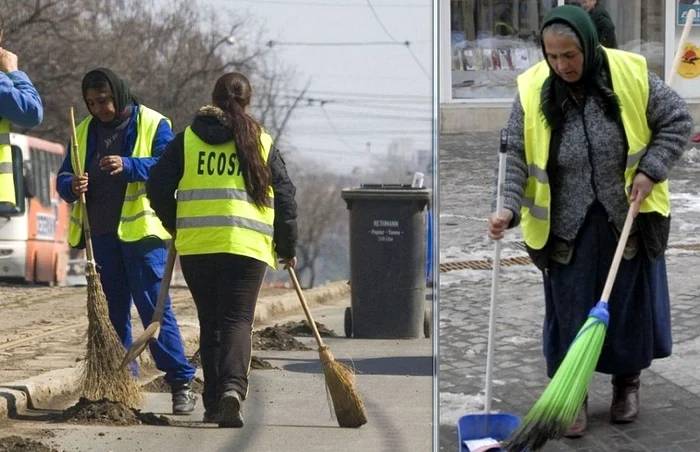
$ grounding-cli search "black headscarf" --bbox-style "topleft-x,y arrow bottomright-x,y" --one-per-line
81,68 -> 139,127
539,5 -> 620,130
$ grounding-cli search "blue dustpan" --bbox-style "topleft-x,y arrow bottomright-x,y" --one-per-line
457,413 -> 520,452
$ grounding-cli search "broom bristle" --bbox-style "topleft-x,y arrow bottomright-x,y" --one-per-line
503,317 -> 608,451
319,346 -> 367,428
78,266 -> 142,408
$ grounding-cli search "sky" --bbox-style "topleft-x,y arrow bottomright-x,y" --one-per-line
195,0 -> 433,175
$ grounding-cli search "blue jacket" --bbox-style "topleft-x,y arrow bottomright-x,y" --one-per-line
56,104 -> 174,204
0,70 -> 43,128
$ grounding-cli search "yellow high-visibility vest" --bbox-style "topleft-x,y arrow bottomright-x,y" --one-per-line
516,47 -> 670,250
175,127 -> 277,268
0,119 -> 14,205
68,105 -> 172,247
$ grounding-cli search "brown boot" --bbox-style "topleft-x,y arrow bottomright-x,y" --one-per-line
563,396 -> 588,438
610,372 -> 640,423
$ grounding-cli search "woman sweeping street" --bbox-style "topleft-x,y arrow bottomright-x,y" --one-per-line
56,68 -> 197,414
146,72 -> 298,428
487,5 -> 692,438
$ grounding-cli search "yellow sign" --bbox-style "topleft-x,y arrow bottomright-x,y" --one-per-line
679,43 -> 700,79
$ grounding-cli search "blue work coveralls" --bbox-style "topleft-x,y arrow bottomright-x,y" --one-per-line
0,70 -> 43,127
56,105 -> 196,385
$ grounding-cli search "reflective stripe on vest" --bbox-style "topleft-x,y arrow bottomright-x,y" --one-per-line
516,47 -> 670,250
68,105 -> 172,247
0,119 -> 15,205
175,127 -> 276,268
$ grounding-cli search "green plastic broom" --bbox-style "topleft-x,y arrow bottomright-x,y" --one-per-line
503,204 -> 634,451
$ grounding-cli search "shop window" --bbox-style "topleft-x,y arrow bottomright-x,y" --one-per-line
606,0 -> 665,78
450,0 -> 559,100
449,0 -> 665,100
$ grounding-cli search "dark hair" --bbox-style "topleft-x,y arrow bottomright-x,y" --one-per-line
212,73 -> 271,209
81,71 -> 111,94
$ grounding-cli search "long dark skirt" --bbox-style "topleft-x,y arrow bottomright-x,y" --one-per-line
542,201 -> 672,378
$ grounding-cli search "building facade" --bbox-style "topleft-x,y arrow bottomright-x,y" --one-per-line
439,0 -> 700,132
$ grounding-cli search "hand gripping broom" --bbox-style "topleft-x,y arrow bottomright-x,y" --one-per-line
287,267 -> 367,428
503,8 -> 695,451
70,107 -> 142,408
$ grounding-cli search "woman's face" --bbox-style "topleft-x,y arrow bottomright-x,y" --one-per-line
84,87 -> 117,123
543,32 -> 584,83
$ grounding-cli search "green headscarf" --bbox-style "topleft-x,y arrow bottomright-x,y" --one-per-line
539,5 -> 620,130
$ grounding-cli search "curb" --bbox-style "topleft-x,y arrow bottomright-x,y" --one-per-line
0,280 -> 350,421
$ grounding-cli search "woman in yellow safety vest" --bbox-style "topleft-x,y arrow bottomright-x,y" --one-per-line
146,72 -> 298,428
487,6 -> 692,437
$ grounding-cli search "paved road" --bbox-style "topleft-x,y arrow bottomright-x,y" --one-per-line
438,132 -> 700,452
3,302 -> 433,452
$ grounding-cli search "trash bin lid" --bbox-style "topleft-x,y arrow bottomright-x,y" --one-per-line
340,184 -> 432,201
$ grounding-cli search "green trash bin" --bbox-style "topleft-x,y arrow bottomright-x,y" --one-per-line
341,184 -> 431,339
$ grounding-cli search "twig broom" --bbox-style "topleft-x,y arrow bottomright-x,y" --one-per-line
287,267 -> 367,428
69,107 -> 142,408
504,9 -> 695,450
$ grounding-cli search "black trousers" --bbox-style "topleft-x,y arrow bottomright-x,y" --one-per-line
180,253 -> 267,412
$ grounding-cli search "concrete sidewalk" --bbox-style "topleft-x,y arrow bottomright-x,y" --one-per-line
439,132 -> 700,452
0,280 -> 350,422
4,303 -> 433,452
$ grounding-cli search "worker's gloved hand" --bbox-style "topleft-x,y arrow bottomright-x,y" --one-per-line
487,209 -> 514,241
0,48 -> 19,73
71,173 -> 89,196
279,256 -> 297,270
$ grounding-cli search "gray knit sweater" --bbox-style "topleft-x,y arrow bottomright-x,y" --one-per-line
495,71 -> 693,241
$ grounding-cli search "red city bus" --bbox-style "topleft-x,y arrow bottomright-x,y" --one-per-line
0,133 -> 70,285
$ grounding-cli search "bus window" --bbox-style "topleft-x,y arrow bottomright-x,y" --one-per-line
0,145 -> 26,216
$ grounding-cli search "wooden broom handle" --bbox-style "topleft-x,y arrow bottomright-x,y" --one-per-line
600,205 -> 634,303
288,267 -> 325,349
152,243 -> 177,323
602,10 -> 692,303
69,107 -> 96,264
668,8 -> 696,88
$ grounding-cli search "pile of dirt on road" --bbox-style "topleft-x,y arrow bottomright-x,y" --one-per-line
252,327 -> 312,351
251,355 -> 278,370
188,350 -> 276,370
142,376 -> 205,393
55,398 -> 171,426
276,320 -> 338,337
0,436 -> 59,452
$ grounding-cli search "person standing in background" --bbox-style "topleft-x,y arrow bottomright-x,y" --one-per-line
0,47 -> 43,207
581,0 -> 618,48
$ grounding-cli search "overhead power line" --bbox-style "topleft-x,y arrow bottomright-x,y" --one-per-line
267,40 -> 411,47
365,0 -> 431,80
320,104 -> 357,153
283,88 -> 430,101
236,0 -> 429,6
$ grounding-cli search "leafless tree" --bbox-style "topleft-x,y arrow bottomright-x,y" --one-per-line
1,0 -> 303,141
286,160 -> 348,288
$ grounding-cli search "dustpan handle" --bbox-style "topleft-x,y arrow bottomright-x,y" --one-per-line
484,129 -> 508,413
